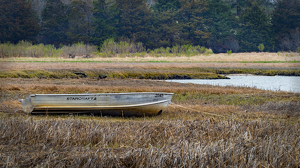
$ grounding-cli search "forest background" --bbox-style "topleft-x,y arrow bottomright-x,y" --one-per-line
0,0 -> 300,54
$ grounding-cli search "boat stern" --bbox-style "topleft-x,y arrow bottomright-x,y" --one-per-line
19,95 -> 34,113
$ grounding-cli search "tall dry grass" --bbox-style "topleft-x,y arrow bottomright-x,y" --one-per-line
0,117 -> 299,167
1,52 -> 300,63
0,78 -> 270,95
0,78 -> 299,167
1,62 -> 300,74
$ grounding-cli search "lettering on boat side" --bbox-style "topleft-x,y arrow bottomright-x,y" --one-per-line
66,97 -> 97,100
155,94 -> 164,97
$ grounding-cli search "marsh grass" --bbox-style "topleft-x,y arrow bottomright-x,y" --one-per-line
166,67 -> 300,76
0,115 -> 299,167
1,50 -> 300,63
1,78 -> 299,115
0,69 -> 230,79
213,68 -> 300,76
0,67 -> 299,81
0,78 -> 299,167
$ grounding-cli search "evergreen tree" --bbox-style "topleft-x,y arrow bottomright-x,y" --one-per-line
236,0 -> 246,16
147,9 -> 182,49
151,0 -> 181,11
206,0 -> 238,53
66,0 -> 93,44
178,0 -> 211,46
39,0 -> 69,46
272,0 -> 300,51
0,0 -> 40,43
92,0 -> 118,45
237,1 -> 273,52
230,0 -> 277,16
260,0 -> 277,15
115,0 -> 152,45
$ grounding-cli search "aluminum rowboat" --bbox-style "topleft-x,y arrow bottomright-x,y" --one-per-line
19,92 -> 173,116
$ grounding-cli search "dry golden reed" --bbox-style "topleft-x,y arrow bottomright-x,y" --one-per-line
0,117 -> 299,167
1,51 -> 300,63
1,62 -> 300,71
0,76 -> 299,167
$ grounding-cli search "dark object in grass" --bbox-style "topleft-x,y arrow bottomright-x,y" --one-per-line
74,72 -> 87,78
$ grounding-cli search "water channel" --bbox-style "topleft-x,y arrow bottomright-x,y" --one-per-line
166,75 -> 300,93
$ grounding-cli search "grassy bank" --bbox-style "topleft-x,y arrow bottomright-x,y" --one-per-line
1,51 -> 300,63
0,69 -> 229,79
185,67 -> 300,76
0,67 -> 299,80
0,78 -> 299,167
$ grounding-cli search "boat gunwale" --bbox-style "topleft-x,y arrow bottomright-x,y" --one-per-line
34,99 -> 170,110
31,92 -> 174,96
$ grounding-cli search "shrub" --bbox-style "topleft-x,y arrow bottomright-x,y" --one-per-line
101,38 -> 117,54
62,42 -> 97,58
258,43 -> 265,52
227,50 -> 232,54
0,41 -> 63,58
171,45 -> 180,55
28,45 -> 43,57
0,43 -> 11,58
100,39 -> 146,56
200,46 -> 207,54
206,48 -> 213,55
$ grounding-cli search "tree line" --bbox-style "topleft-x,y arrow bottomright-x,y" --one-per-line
0,0 -> 299,53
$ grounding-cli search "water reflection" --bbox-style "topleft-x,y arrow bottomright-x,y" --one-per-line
166,75 -> 300,93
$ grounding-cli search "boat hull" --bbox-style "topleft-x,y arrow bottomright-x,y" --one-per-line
19,92 -> 173,116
